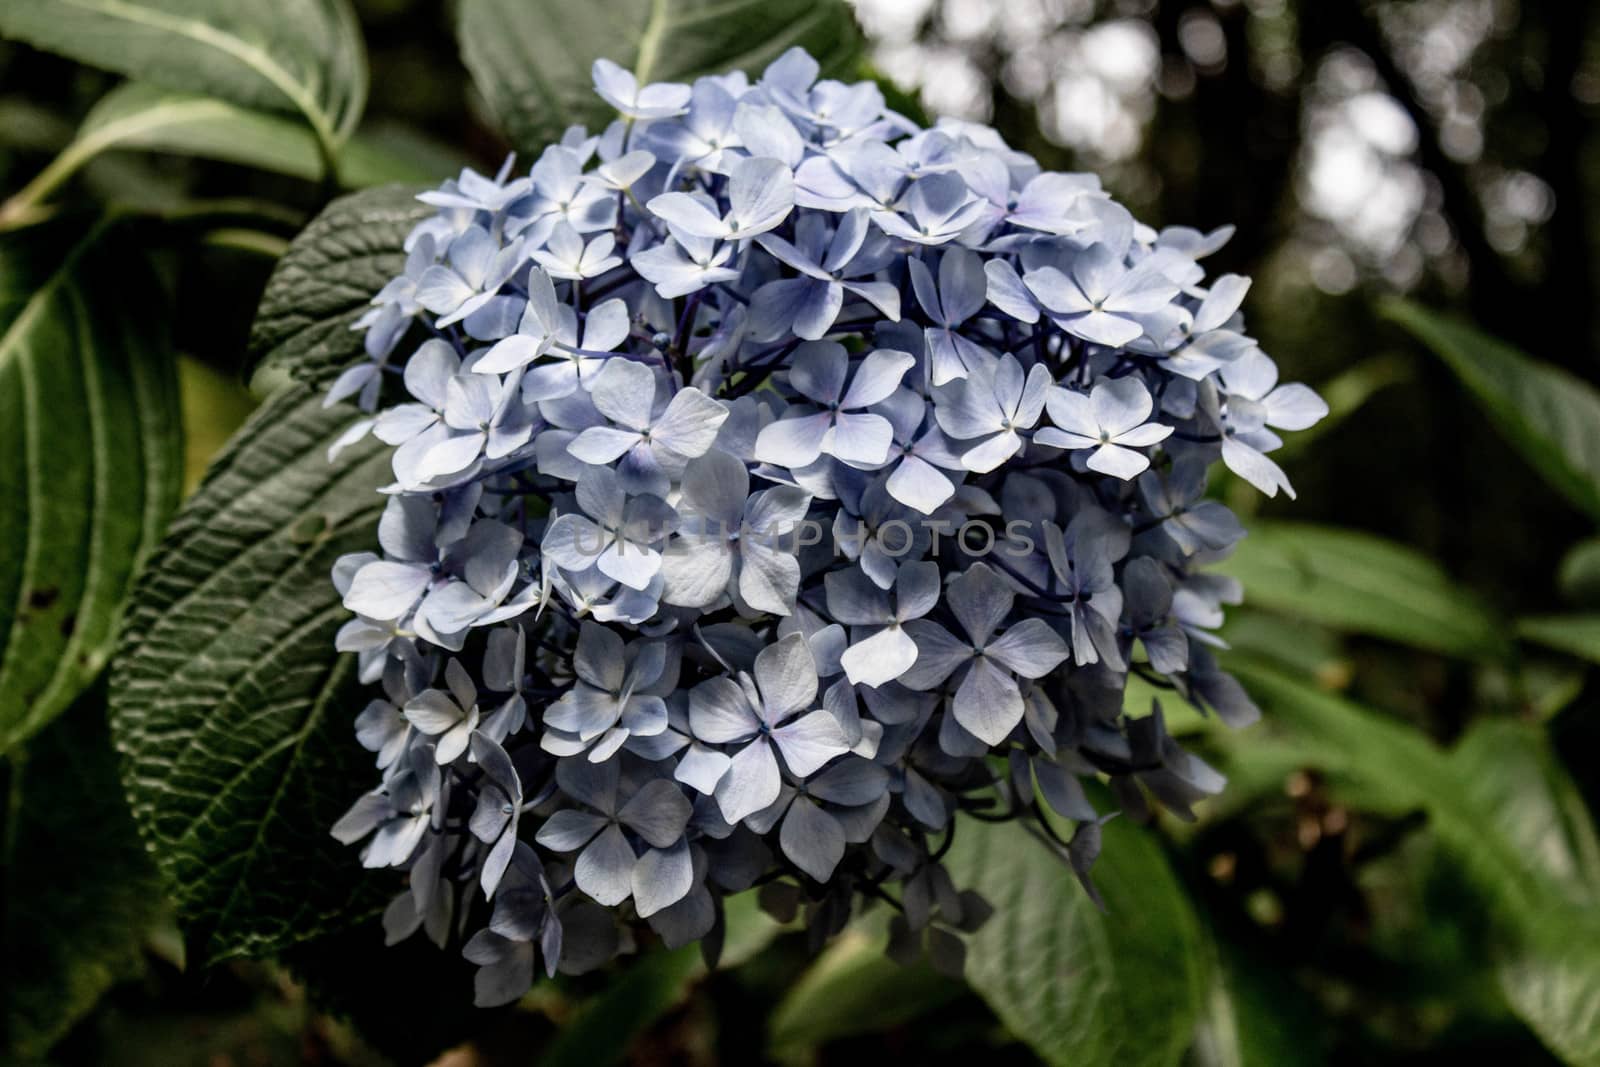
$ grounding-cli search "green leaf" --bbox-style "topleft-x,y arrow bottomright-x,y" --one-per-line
0,218 -> 183,755
1557,538 -> 1600,607
108,382 -> 392,962
1272,353 -> 1411,461
1227,659 -> 1600,1065
3,692 -> 165,1061
1517,615 -> 1600,666
1215,611 -> 1346,684
1450,718 -> 1600,906
1215,521 -> 1505,658
247,184 -> 429,388
176,354 -> 258,494
110,186 -> 429,963
1498,911 -> 1600,1067
539,892 -> 789,1067
0,95 -> 76,153
1437,719 -> 1600,1067
339,123 -> 470,189
1383,299 -> 1600,521
715,887 -> 790,969
1225,660 -> 1579,907
14,83 -> 450,206
0,0 -> 367,153
767,916 -> 962,1059
944,816 -> 1206,1067
1190,937 -> 1328,1067
457,0 -> 863,154
540,947 -> 704,1067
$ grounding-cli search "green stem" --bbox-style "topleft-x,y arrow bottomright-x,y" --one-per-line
0,117 -> 332,232
313,131 -> 343,206
201,227 -> 292,258
0,139 -> 103,230
134,196 -> 307,231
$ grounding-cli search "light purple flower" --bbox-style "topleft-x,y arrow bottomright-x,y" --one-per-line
1036,377 -> 1173,480
592,59 -> 692,120
932,351 -> 1051,472
647,156 -> 795,241
688,634 -> 851,823
899,563 -> 1069,745
754,343 -> 913,468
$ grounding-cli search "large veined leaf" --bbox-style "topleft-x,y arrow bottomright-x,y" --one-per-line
0,218 -> 182,755
3,693 -> 165,1060
1383,299 -> 1600,522
1216,521 -> 1505,658
108,382 -> 393,962
1228,660 -> 1600,1065
15,83 -> 450,205
248,184 -> 429,386
1498,908 -> 1600,1067
1227,660 -> 1596,910
1450,718 -> 1600,896
457,0 -> 863,155
1445,718 -> 1600,1066
0,0 -> 367,154
944,815 -> 1207,1067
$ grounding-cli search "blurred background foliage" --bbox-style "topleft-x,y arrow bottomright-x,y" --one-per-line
2,0 -> 1599,1064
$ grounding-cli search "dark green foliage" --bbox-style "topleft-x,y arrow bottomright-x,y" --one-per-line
946,816 -> 1207,1067
247,184 -> 428,385
2,690 -> 164,1060
109,383 -> 392,963
458,0 -> 862,156
0,218 -> 182,755
3,1 -> 1600,1065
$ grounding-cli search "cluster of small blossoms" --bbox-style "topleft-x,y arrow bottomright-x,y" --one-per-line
324,48 -> 1327,1006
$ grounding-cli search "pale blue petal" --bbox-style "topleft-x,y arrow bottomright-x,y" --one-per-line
535,809 -> 607,852
770,709 -> 850,776
575,823 -> 637,906
754,411 -> 833,469
632,839 -> 694,917
780,796 -> 845,881
840,625 -> 918,688
753,633 -> 819,722
985,619 -> 1070,678
945,562 -> 1012,645
952,656 -> 1023,745
715,738 -> 782,824
897,621 -> 970,689
840,348 -> 914,409
688,677 -> 761,743
618,779 -> 692,847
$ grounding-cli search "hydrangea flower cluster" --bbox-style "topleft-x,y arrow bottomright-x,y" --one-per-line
325,48 -> 1327,1006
